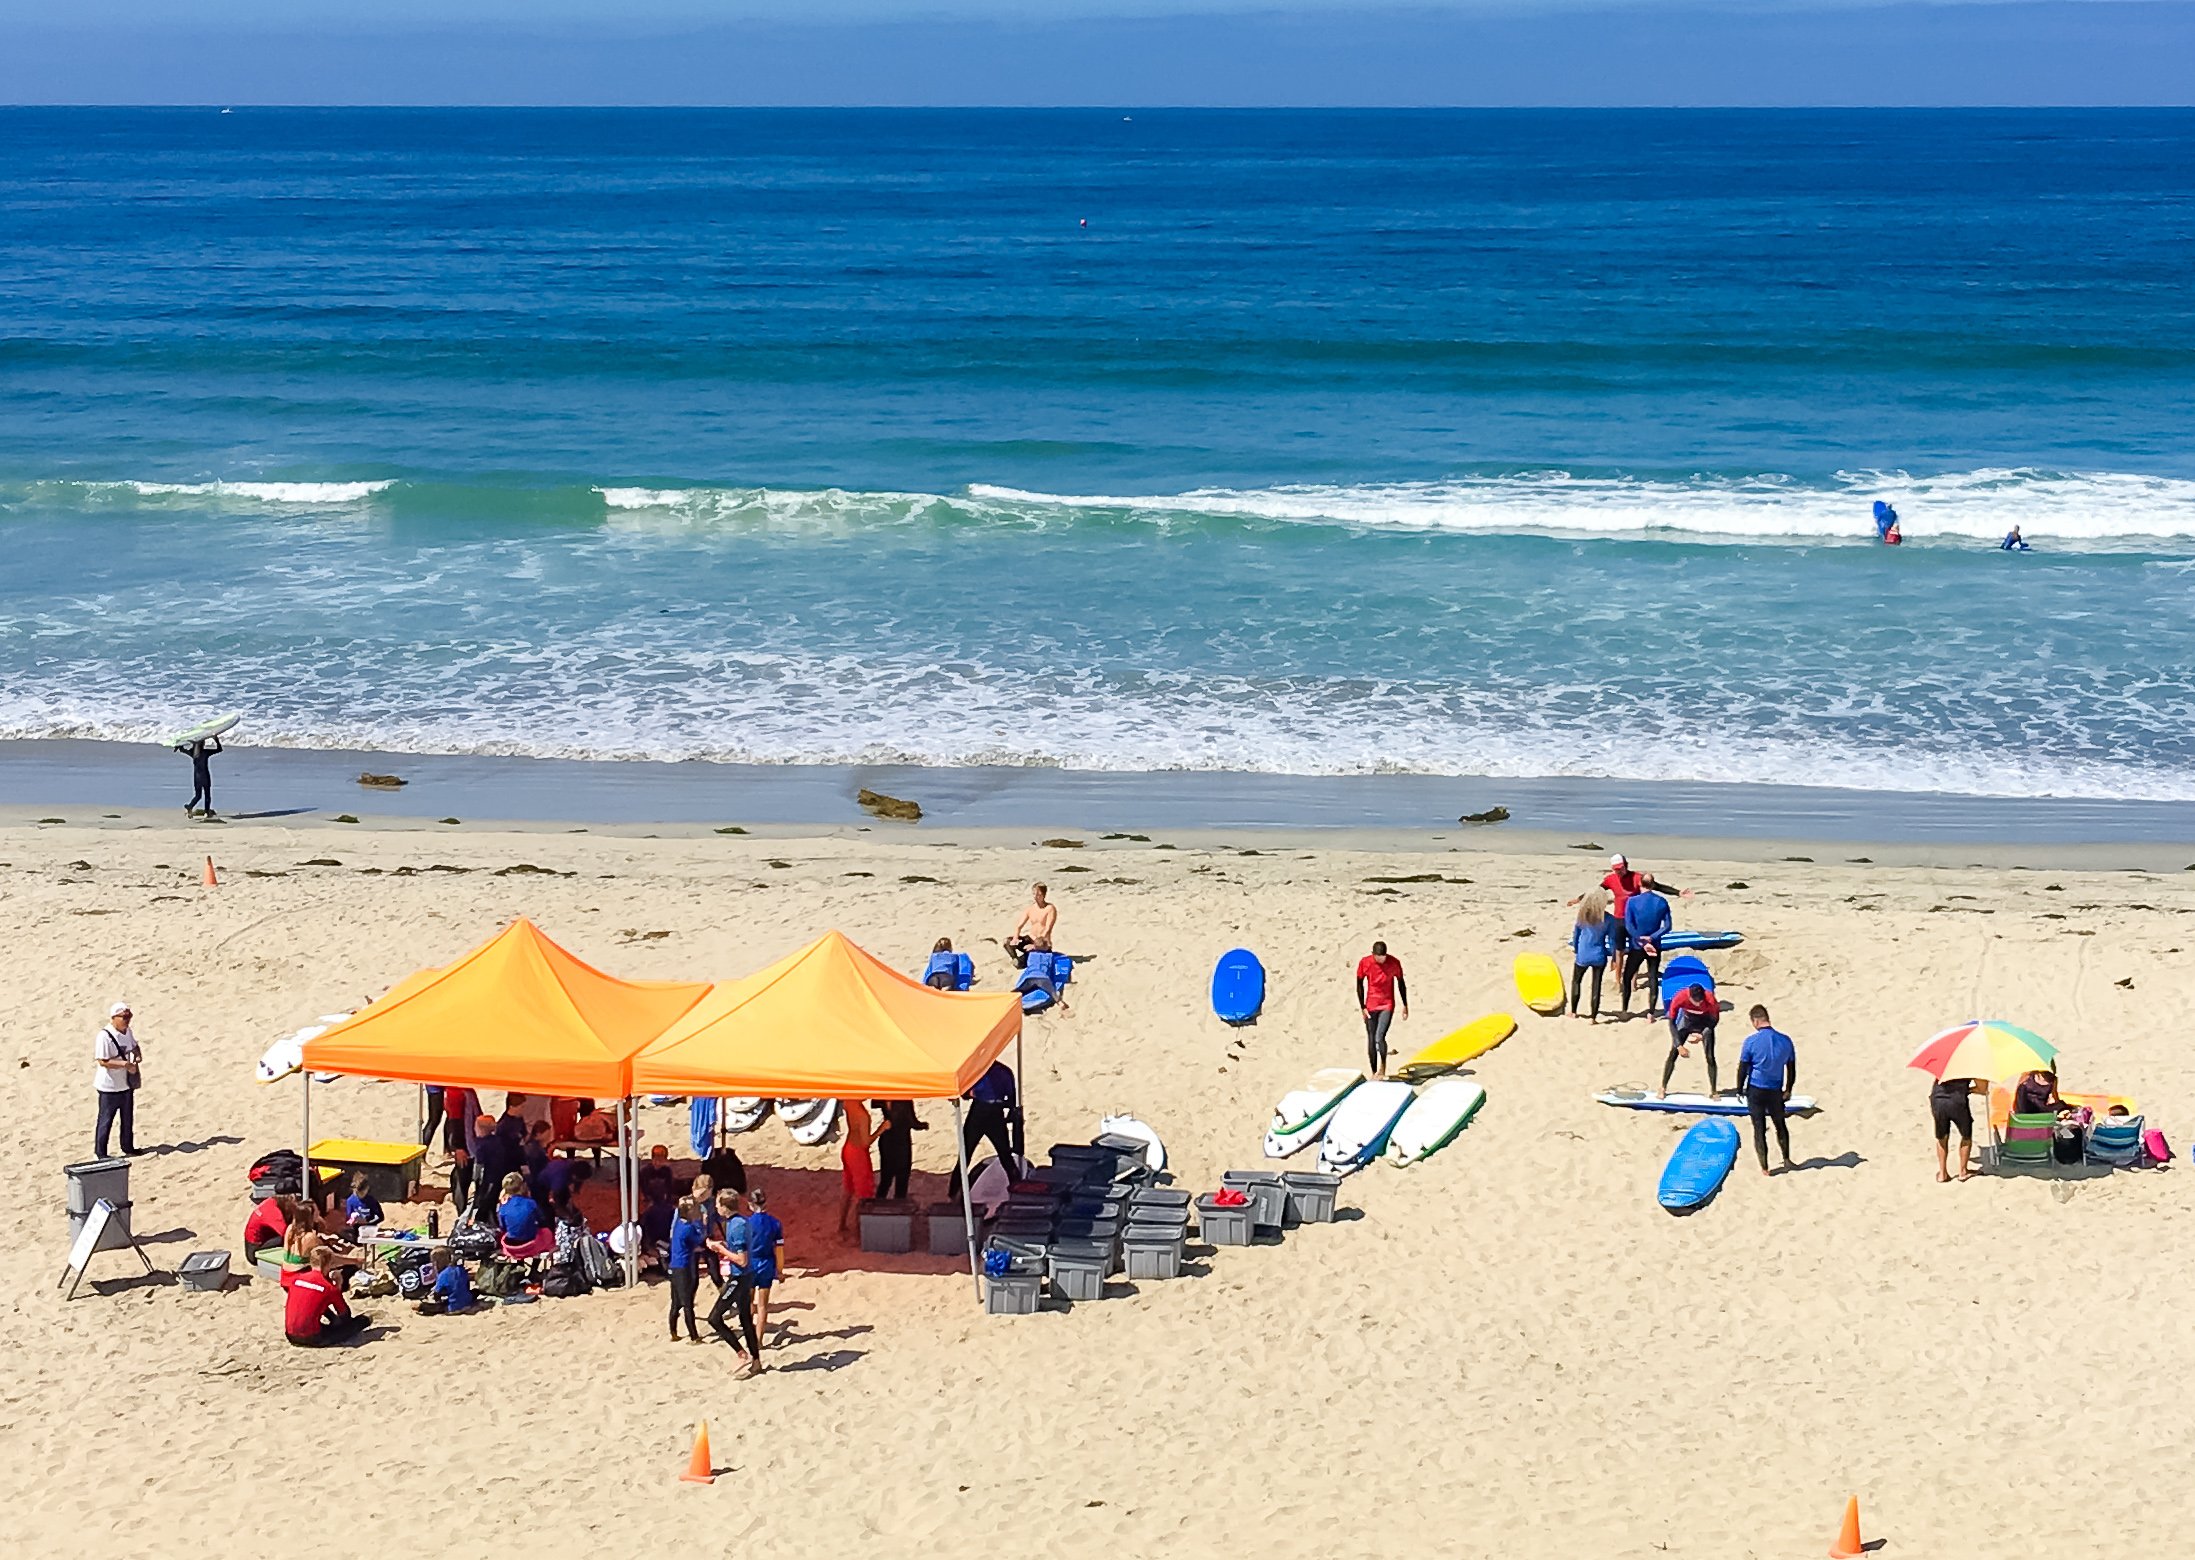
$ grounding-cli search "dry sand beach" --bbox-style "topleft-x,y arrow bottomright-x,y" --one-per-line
6,814 -> 2195,1559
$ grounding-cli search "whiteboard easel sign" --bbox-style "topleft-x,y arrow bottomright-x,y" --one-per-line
58,1198 -> 153,1300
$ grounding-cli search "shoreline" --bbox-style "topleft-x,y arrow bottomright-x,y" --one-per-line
3,737 -> 2192,869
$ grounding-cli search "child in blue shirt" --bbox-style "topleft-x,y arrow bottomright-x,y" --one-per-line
667,1197 -> 705,1343
430,1259 -> 474,1314
744,1185 -> 785,1353
342,1172 -> 384,1237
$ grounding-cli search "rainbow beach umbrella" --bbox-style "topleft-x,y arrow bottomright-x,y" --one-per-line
1907,1019 -> 2058,1082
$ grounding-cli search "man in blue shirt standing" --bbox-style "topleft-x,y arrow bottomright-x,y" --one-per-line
1734,1004 -> 1799,1176
1619,877 -> 1673,1019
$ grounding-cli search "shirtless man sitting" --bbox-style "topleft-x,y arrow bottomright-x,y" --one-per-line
1005,882 -> 1057,966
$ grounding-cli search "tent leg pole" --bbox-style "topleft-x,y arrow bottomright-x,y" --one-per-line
617,1097 -> 636,1289
953,1100 -> 981,1303
301,1074 -> 313,1214
1014,1030 -> 1026,1160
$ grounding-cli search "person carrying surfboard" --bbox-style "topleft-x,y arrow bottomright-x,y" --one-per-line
1354,941 -> 1408,1078
180,733 -> 223,818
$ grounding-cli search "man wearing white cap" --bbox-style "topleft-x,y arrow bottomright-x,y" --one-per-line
94,1002 -> 144,1158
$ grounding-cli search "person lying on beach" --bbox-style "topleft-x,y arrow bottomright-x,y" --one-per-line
1658,983 -> 1720,1096
925,936 -> 958,989
1005,882 -> 1057,965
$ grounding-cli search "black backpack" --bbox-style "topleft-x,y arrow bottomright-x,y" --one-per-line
448,1221 -> 500,1263
539,1265 -> 587,1299
576,1231 -> 619,1290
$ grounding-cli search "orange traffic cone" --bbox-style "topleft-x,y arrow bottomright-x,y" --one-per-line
680,1421 -> 714,1485
1829,1495 -> 1865,1557
201,856 -> 219,887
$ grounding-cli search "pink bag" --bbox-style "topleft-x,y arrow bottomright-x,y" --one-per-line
2142,1128 -> 2172,1166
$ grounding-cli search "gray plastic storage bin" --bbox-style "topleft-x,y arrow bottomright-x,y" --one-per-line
1048,1239 -> 1111,1302
1280,1171 -> 1342,1225
857,1199 -> 915,1254
1129,1186 -> 1191,1211
178,1251 -> 231,1292
1220,1171 -> 1288,1230
1091,1134 -> 1154,1180
928,1203 -> 976,1256
1123,1232 -> 1185,1281
985,1270 -> 1042,1315
988,1234 -> 1050,1265
1195,1194 -> 1254,1246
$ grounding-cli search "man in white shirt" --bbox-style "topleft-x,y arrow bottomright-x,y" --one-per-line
94,1002 -> 144,1158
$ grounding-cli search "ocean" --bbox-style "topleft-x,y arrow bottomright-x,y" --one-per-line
3,108 -> 2193,803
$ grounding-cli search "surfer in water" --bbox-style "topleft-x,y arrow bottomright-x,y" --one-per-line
1872,501 -> 1903,546
2000,526 -> 2031,551
180,734 -> 223,818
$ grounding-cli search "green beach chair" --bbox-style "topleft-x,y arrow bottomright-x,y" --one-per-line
1993,1111 -> 2061,1174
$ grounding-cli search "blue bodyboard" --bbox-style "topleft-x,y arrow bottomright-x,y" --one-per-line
1659,953 -> 1716,1010
1211,948 -> 1266,1024
1658,1117 -> 1740,1213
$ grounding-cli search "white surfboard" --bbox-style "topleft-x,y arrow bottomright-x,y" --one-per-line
1318,1081 -> 1416,1174
775,1097 -> 829,1128
788,1098 -> 842,1146
1385,1078 -> 1486,1166
1263,1067 -> 1363,1159
723,1097 -> 772,1133
161,711 -> 241,750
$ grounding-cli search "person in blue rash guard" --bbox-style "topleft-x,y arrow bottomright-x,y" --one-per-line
2001,527 -> 2031,551
1619,877 -> 1673,1019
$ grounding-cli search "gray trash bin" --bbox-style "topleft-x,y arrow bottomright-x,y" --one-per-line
1220,1170 -> 1287,1230
1195,1194 -> 1254,1247
927,1202 -> 975,1257
1047,1239 -> 1111,1302
985,1269 -> 1042,1315
1280,1171 -> 1342,1225
1122,1223 -> 1185,1280
857,1199 -> 915,1254
63,1157 -> 135,1251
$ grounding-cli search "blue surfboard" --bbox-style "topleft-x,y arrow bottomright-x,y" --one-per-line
1659,953 -> 1716,1011
1658,1117 -> 1740,1213
1211,948 -> 1266,1025
1660,930 -> 1744,951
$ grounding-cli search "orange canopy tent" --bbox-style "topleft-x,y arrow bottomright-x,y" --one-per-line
630,930 -> 1021,1099
295,918 -> 710,1286
629,930 -> 1022,1296
302,917 -> 710,1098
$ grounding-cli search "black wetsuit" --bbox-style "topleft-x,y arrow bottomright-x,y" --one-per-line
185,736 -> 221,814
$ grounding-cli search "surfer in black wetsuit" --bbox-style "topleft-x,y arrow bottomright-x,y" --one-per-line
182,735 -> 222,818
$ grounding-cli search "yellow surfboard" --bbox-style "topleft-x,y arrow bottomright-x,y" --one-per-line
1513,953 -> 1566,1016
1395,1013 -> 1518,1081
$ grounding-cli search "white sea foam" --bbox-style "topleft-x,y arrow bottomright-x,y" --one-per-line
119,479 -> 396,504
971,469 -> 2195,544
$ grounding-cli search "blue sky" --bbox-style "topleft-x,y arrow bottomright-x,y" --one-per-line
3,2 -> 2192,105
